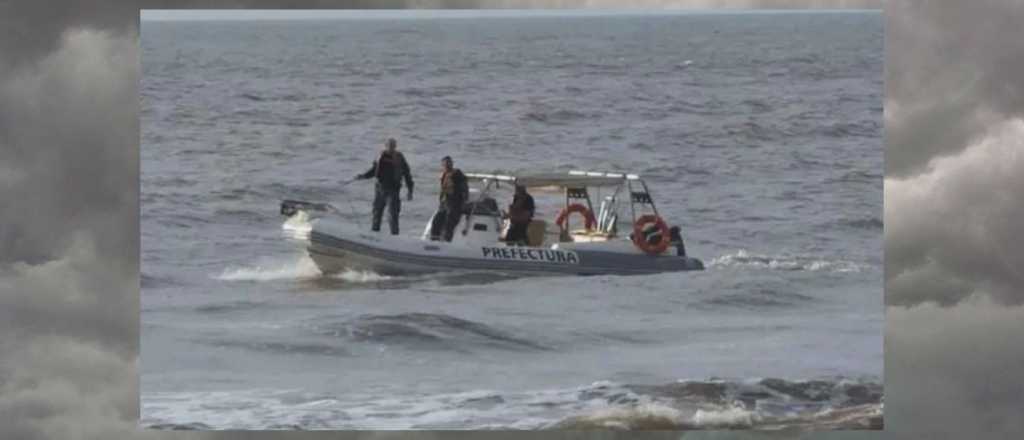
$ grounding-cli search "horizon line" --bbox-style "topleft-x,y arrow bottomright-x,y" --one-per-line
141,9 -> 881,21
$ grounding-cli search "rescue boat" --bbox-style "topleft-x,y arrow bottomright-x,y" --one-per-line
280,171 -> 704,276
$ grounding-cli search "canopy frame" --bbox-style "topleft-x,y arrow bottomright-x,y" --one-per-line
459,170 -> 661,238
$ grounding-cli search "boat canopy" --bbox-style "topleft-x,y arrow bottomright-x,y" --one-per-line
464,170 -> 641,189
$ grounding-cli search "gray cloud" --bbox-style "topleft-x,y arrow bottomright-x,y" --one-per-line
0,38 -> 141,440
885,119 -> 1024,306
0,28 -> 139,266
886,0 -> 1024,177
881,1 -> 1024,440
885,302 -> 1024,439
0,26 -> 141,440
0,0 -> 136,75
0,336 -> 140,440
885,0 -> 1024,307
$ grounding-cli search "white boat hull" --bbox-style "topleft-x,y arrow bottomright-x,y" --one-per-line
307,218 -> 704,276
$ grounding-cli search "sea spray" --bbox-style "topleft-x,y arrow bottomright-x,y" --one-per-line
215,254 -> 390,282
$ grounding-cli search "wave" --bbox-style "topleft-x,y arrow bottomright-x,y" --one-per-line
691,405 -> 761,428
194,300 -> 266,314
740,98 -> 773,114
698,289 -> 817,309
720,120 -> 790,142
783,54 -> 821,65
201,339 -> 350,357
142,377 -> 881,430
552,402 -> 685,430
816,120 -> 881,138
154,213 -> 213,229
141,273 -> 180,289
824,170 -> 883,184
556,378 -> 882,430
212,207 -> 267,225
146,176 -> 197,188
210,187 -> 257,201
664,100 -> 726,116
239,92 -> 306,103
420,98 -> 467,111
398,85 -> 462,99
257,182 -> 343,201
316,312 -> 551,353
519,106 -> 601,125
708,250 -> 866,273
250,118 -> 311,128
838,216 -> 883,230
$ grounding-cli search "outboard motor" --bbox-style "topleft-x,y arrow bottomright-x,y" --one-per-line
669,226 -> 687,257
280,199 -> 331,217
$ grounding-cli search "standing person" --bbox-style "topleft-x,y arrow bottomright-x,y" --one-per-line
429,156 -> 468,242
354,138 -> 413,235
505,184 -> 535,245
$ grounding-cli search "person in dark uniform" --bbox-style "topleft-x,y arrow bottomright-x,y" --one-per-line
355,138 -> 413,235
505,184 -> 535,245
429,156 -> 468,242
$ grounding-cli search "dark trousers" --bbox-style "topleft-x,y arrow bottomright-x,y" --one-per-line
430,201 -> 463,242
371,185 -> 401,235
506,221 -> 530,245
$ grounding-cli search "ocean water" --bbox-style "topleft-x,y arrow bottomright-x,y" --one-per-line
140,11 -> 883,430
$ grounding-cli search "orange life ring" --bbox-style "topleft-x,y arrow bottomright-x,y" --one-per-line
555,203 -> 597,230
633,214 -> 671,255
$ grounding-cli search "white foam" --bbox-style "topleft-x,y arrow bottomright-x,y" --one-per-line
565,401 -> 685,429
215,254 -> 391,283
281,211 -> 313,240
143,384 -> 618,430
708,249 -> 866,273
215,255 -> 322,281
332,269 -> 391,283
691,405 -> 761,428
143,377 -> 882,430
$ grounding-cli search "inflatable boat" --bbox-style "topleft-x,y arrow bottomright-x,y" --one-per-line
280,170 -> 704,276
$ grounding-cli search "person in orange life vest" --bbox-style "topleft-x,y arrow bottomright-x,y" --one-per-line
429,156 -> 468,242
